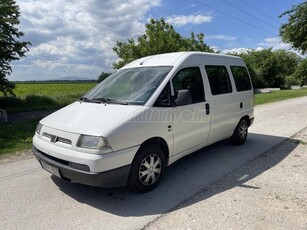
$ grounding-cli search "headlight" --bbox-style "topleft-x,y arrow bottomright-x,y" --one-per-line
35,123 -> 43,135
77,135 -> 111,151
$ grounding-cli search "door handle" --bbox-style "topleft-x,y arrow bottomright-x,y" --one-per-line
205,103 -> 210,115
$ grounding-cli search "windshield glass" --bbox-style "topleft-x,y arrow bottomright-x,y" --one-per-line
84,66 -> 172,105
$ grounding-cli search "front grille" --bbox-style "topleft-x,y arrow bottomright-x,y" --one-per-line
40,150 -> 69,166
37,149 -> 90,172
42,132 -> 72,145
57,137 -> 72,145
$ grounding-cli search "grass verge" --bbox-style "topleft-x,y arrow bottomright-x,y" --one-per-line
255,88 -> 307,105
0,119 -> 38,156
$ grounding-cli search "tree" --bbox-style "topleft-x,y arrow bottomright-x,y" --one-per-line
238,48 -> 301,88
97,72 -> 112,82
113,18 -> 214,69
0,0 -> 30,96
279,2 -> 307,54
294,59 -> 307,86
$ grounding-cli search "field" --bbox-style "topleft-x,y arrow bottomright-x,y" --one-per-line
0,82 -> 96,112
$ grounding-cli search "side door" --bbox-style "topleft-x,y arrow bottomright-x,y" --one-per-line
204,65 -> 237,141
171,67 -> 210,155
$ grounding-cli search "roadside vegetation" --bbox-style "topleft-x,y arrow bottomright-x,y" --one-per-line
0,82 -> 95,112
255,88 -> 307,105
0,119 -> 38,156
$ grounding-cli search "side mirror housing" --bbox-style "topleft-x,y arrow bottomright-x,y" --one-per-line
175,89 -> 192,106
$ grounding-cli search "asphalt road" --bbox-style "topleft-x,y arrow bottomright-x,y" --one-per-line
1,96 -> 307,230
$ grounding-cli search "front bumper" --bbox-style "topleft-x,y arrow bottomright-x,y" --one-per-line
33,146 -> 131,188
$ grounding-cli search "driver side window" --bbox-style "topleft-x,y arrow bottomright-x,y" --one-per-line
172,67 -> 205,105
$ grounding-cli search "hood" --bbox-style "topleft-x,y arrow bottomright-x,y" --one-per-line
40,102 -> 142,136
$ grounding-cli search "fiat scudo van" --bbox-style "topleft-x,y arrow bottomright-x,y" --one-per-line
33,52 -> 254,192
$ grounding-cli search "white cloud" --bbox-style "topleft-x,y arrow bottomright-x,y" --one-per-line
206,35 -> 237,41
10,0 -> 161,81
221,37 -> 295,55
166,14 -> 212,27
221,48 -> 251,54
221,47 -> 263,54
257,37 -> 291,50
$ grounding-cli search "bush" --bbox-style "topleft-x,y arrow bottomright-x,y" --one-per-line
294,59 -> 307,86
285,75 -> 300,87
25,95 -> 57,106
0,95 -> 59,112
0,96 -> 23,108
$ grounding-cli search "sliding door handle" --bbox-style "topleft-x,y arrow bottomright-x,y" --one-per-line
205,103 -> 210,115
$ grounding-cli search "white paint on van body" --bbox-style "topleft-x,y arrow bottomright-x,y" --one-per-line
33,52 -> 254,184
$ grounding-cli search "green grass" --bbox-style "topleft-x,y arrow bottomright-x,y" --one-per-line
255,88 -> 307,105
13,82 -> 95,98
0,82 -> 96,113
0,119 -> 38,156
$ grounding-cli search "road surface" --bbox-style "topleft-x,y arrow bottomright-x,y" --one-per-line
1,96 -> 307,230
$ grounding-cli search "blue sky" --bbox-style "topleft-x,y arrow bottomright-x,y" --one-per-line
10,0 -> 304,81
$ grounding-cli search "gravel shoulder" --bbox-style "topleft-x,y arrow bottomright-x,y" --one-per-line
145,128 -> 307,230
0,150 -> 33,165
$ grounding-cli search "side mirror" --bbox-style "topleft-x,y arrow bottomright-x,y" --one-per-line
175,89 -> 192,106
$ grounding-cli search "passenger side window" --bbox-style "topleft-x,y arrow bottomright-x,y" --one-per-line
205,65 -> 232,95
154,83 -> 171,107
230,66 -> 252,91
172,67 -> 205,105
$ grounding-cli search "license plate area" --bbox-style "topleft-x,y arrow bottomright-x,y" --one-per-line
41,161 -> 61,178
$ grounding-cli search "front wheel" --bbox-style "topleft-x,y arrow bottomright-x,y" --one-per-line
230,119 -> 249,145
128,144 -> 165,193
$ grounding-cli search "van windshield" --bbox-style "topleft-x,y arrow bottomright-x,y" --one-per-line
83,66 -> 172,105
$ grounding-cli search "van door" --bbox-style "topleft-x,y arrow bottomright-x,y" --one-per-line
171,67 -> 210,155
204,65 -> 237,140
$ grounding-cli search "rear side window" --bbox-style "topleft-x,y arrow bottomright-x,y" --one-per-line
230,66 -> 252,91
205,65 -> 232,95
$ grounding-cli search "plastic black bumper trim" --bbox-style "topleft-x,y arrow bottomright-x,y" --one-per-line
32,146 -> 131,188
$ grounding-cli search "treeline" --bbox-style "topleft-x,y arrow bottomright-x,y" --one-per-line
233,48 -> 306,88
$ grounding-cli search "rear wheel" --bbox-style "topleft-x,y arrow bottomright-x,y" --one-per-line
230,119 -> 249,145
128,144 -> 165,193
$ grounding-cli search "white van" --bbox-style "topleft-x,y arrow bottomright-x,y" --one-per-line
33,52 -> 254,192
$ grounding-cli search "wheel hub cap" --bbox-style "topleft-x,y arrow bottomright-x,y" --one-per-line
139,154 -> 162,186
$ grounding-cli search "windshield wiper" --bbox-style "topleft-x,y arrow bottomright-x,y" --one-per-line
79,97 -> 103,104
80,97 -> 129,105
97,98 -> 129,105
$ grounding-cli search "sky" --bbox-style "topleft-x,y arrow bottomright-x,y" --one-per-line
9,0 -> 304,81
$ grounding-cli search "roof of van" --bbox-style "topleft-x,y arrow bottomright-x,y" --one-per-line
121,51 -> 242,69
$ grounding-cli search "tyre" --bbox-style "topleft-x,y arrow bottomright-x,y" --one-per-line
230,119 -> 249,145
128,144 -> 165,193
